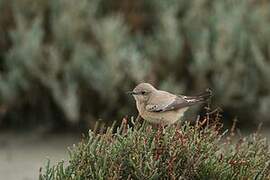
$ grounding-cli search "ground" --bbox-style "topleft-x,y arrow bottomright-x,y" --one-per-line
0,131 -> 80,180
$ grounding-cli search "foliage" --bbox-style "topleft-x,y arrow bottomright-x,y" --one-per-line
39,116 -> 270,179
0,0 -> 270,128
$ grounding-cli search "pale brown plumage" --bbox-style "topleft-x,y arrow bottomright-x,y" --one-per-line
128,83 -> 212,125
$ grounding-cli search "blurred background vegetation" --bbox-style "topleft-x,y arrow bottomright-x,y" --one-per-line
0,0 -> 270,132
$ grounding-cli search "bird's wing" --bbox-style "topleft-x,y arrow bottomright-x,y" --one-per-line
145,90 -> 183,112
146,89 -> 211,112
146,96 -> 190,112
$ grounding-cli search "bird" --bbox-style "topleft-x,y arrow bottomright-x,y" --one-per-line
127,83 -> 212,125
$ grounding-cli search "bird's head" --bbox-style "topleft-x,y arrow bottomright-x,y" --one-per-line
127,83 -> 156,103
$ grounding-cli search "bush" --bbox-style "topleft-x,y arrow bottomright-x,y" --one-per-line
39,115 -> 270,179
1,0 -> 270,128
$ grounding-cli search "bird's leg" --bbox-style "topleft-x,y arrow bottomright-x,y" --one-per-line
160,124 -> 166,135
135,114 -> 143,123
154,123 -> 165,133
134,114 -> 143,125
151,123 -> 166,131
150,123 -> 159,129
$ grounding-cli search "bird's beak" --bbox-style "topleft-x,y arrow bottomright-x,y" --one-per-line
126,91 -> 138,95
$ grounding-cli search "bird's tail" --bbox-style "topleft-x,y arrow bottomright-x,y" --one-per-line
195,88 -> 212,101
183,88 -> 212,104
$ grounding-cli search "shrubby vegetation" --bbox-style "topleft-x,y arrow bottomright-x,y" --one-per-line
39,114 -> 270,179
0,0 -> 270,128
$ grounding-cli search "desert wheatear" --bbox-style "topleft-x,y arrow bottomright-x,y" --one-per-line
128,83 -> 212,125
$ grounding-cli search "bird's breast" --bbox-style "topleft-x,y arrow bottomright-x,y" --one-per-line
139,106 -> 188,125
136,101 -> 145,116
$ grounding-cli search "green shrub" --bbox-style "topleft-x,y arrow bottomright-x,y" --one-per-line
1,0 -> 270,128
39,116 -> 270,179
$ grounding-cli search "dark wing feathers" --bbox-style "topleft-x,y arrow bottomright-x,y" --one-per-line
182,88 -> 212,101
159,97 -> 191,112
147,89 -> 212,113
146,97 -> 188,112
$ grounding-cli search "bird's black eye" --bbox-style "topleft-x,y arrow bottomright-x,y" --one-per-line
141,91 -> 146,95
